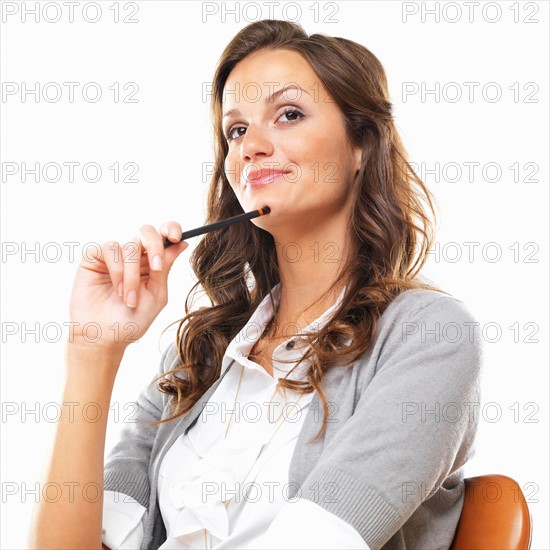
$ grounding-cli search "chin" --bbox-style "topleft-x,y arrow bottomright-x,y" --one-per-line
243,193 -> 278,211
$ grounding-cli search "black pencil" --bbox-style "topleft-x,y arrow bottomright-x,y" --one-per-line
163,206 -> 271,247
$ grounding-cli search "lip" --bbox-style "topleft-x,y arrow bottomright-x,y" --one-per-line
246,168 -> 289,188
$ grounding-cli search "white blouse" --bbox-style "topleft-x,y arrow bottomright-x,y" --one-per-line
102,283 -> 370,549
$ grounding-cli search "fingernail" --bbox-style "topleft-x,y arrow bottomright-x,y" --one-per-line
151,255 -> 163,271
169,228 -> 180,241
117,282 -> 123,297
126,290 -> 137,308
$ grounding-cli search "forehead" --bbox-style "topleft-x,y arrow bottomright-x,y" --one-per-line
223,49 -> 321,105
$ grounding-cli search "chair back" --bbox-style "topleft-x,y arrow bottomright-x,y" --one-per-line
451,474 -> 532,549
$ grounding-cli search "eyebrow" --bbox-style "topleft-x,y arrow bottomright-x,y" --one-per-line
222,85 -> 309,118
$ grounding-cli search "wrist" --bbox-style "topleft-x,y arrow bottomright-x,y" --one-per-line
65,340 -> 126,377
65,337 -> 128,355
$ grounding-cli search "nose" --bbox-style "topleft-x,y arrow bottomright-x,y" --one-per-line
240,123 -> 274,163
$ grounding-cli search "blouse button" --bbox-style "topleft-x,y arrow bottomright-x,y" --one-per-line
285,339 -> 296,350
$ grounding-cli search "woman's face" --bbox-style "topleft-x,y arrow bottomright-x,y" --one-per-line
222,48 -> 362,237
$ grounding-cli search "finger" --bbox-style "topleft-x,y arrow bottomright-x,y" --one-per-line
162,238 -> 189,272
159,221 -> 183,244
122,237 -> 143,308
147,238 -> 189,292
79,240 -> 105,269
138,224 -> 165,272
101,241 -> 125,297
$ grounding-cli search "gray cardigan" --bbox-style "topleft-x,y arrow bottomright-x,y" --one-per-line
104,288 -> 483,550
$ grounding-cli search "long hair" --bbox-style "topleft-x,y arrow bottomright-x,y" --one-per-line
153,20 -> 445,441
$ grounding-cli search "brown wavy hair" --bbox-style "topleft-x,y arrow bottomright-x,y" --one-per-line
153,19 -> 446,441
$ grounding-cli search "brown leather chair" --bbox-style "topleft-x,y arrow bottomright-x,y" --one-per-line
451,474 -> 532,549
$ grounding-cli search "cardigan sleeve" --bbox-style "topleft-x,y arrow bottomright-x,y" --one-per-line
103,341 -> 180,508
296,294 -> 483,549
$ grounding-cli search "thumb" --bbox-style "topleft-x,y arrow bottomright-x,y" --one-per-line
149,239 -> 189,287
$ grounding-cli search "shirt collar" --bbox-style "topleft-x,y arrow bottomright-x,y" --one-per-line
221,282 -> 348,376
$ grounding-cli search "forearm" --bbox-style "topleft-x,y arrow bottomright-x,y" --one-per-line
28,342 -> 125,550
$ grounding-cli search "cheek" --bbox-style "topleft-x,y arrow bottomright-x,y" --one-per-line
296,137 -> 343,180
225,155 -> 246,199
295,129 -> 337,165
300,138 -> 355,194
224,153 -> 238,185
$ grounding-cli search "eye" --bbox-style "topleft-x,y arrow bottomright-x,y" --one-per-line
225,126 -> 246,142
224,106 -> 306,143
278,106 -> 305,123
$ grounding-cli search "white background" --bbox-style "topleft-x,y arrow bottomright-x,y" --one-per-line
1,1 -> 548,548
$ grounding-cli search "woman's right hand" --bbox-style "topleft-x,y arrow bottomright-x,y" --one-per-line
68,221 -> 189,351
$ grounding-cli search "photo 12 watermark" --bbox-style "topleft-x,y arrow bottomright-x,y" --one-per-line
1,400 -> 140,424
1,2 -> 140,24
401,2 -> 540,24
401,400 -> 540,425
200,1 -> 340,24
1,82 -> 139,104
401,81 -> 539,104
2,162 -> 139,184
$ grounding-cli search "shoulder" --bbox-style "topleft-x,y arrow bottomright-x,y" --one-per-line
374,287 -> 484,370
159,340 -> 182,374
381,286 -> 480,328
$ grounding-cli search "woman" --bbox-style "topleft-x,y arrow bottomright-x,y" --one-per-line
28,19 -> 482,550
